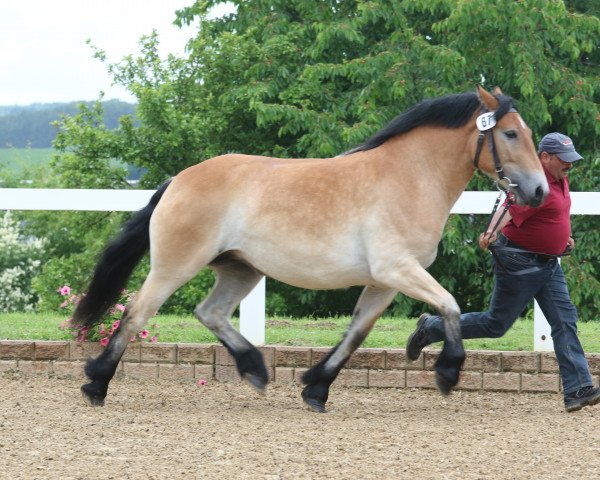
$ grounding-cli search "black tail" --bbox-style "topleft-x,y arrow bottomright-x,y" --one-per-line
72,179 -> 172,329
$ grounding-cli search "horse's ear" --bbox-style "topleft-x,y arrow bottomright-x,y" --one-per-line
492,86 -> 504,96
476,85 -> 500,111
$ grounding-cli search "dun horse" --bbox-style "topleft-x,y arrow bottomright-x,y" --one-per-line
75,86 -> 548,412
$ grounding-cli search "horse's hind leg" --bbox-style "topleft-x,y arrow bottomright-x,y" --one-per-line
195,260 -> 268,391
302,286 -> 397,412
81,269 -> 191,406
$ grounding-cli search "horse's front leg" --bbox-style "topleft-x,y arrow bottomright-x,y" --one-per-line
301,286 -> 396,412
375,260 -> 466,395
431,308 -> 465,394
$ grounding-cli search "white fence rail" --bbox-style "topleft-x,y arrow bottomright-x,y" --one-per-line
2,188 -> 599,349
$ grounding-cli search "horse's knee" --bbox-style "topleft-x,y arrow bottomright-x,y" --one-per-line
194,303 -> 224,330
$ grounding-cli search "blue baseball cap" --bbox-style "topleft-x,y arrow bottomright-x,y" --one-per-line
538,132 -> 583,163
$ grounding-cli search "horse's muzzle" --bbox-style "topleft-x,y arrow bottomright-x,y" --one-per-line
509,172 -> 549,207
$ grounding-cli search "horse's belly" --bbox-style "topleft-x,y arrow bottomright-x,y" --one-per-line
241,248 -> 372,290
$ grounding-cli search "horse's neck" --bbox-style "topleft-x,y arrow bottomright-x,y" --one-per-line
376,127 -> 475,210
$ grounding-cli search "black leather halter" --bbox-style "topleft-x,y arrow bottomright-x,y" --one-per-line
472,106 -> 519,192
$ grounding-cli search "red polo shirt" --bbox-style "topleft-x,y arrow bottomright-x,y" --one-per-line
501,170 -> 571,255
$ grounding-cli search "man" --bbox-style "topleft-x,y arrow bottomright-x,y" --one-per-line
406,132 -> 599,412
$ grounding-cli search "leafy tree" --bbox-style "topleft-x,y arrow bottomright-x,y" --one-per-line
425,0 -> 600,319
45,0 -> 599,318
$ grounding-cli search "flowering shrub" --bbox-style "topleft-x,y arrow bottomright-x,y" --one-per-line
58,285 -> 159,345
0,211 -> 46,312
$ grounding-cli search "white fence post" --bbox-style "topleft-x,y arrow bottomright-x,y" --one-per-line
1,188 -> 598,351
239,277 -> 266,345
533,301 -> 554,351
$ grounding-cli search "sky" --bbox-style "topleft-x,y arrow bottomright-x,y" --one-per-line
0,1 -> 234,106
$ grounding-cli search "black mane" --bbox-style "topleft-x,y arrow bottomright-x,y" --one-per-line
347,91 -> 515,154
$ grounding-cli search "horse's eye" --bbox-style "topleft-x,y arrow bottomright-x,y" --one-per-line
504,130 -> 518,139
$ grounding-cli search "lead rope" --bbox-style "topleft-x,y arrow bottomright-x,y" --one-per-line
484,190 -> 514,275
483,189 -> 514,240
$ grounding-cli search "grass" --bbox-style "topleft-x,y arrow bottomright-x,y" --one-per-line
0,147 -> 127,177
3,312 -> 600,352
0,147 -> 54,174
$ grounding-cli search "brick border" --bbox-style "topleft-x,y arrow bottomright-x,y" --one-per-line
2,340 -> 599,393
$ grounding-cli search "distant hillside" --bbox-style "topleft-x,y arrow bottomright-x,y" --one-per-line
0,100 -> 136,148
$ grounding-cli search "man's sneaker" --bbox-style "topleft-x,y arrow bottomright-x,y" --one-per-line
564,386 -> 600,412
406,314 -> 432,361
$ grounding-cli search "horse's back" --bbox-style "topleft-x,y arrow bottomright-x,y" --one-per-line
162,152 -> 374,223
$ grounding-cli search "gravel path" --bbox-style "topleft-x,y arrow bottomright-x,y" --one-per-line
2,373 -> 600,479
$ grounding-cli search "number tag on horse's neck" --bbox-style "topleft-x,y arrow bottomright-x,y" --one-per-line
476,112 -> 497,131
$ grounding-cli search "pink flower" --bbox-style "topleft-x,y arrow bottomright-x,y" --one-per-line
129,336 -> 136,342
99,323 -> 106,336
115,304 -> 126,312
197,379 -> 207,386
59,285 -> 71,296
112,320 -> 120,330
139,329 -> 149,339
76,326 -> 89,342
150,336 -> 158,343
107,328 -> 113,336
100,337 -> 109,347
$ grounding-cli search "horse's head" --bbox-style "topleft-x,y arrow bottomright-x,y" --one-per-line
474,86 -> 548,207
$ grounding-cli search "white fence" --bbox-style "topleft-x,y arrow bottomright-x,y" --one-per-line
2,188 -> 599,349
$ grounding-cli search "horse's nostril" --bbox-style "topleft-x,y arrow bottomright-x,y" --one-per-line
533,186 -> 547,206
536,186 -> 545,197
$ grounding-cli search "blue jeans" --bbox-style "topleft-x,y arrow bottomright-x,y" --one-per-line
424,235 -> 592,395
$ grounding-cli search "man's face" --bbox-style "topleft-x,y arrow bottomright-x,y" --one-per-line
540,151 -> 574,180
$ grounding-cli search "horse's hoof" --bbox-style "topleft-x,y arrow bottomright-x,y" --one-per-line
435,372 -> 454,396
243,373 -> 268,394
81,384 -> 106,407
303,396 -> 327,413
301,385 -> 328,413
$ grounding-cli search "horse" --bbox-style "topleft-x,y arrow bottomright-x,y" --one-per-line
74,86 -> 548,413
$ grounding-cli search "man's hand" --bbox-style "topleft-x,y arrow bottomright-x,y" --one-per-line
479,231 -> 497,249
